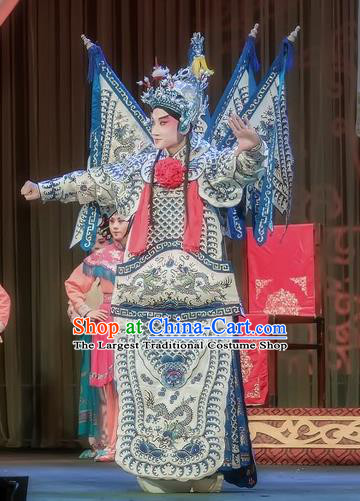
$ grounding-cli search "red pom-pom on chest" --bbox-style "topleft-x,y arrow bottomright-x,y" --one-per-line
154,158 -> 186,189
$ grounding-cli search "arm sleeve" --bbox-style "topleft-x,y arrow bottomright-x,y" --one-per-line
64,264 -> 95,318
38,166 -> 120,206
199,140 -> 269,208
216,140 -> 268,186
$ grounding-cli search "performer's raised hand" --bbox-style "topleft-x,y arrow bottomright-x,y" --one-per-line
228,114 -> 260,155
21,181 -> 41,201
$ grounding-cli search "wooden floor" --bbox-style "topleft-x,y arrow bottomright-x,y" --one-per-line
0,450 -> 360,500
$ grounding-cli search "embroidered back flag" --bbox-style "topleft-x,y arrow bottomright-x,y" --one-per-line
247,224 -> 317,316
71,38 -> 152,251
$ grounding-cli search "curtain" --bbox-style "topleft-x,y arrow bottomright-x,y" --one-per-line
0,0 -> 359,447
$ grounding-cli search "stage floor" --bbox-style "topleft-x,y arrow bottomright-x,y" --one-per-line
0,450 -> 359,500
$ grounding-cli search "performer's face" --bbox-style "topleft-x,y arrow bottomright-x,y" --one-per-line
151,108 -> 184,151
109,214 -> 128,242
93,233 -> 108,251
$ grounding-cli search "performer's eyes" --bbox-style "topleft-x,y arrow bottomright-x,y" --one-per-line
151,119 -> 168,127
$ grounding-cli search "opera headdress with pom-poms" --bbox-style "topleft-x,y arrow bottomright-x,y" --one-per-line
138,33 -> 213,135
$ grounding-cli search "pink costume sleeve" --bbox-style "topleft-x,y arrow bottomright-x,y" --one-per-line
64,264 -> 95,318
0,284 -> 11,333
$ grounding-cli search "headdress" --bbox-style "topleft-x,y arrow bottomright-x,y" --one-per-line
138,33 -> 213,135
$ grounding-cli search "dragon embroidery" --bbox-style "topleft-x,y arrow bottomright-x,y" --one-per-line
145,390 -> 194,446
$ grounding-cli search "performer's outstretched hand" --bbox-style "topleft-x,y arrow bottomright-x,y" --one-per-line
228,114 -> 260,154
21,181 -> 40,201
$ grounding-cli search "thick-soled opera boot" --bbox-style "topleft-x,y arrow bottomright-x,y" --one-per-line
191,473 -> 224,493
137,473 -> 224,493
137,477 -> 193,493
